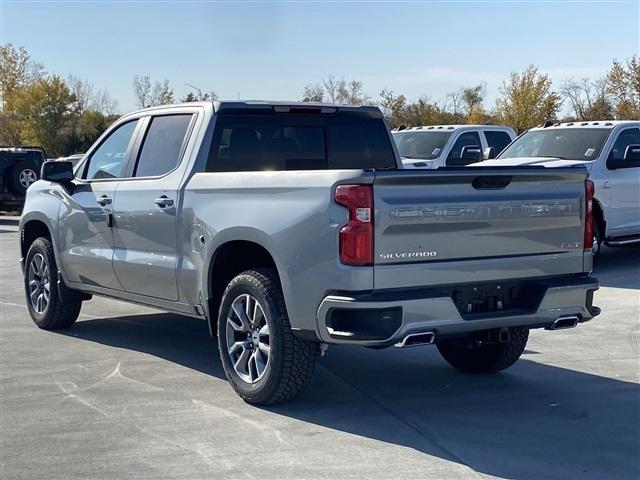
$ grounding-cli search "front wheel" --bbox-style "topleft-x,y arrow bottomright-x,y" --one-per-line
24,237 -> 82,329
437,327 -> 529,373
217,268 -> 318,405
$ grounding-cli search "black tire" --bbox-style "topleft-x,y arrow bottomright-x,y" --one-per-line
437,327 -> 529,373
217,268 -> 318,405
7,161 -> 39,195
592,220 -> 603,258
24,237 -> 82,330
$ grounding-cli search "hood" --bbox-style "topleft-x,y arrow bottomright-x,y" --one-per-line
472,157 -> 594,168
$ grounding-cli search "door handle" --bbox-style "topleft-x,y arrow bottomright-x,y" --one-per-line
97,195 -> 112,206
154,195 -> 174,208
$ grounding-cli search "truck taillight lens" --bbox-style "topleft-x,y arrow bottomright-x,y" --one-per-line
335,184 -> 373,266
584,179 -> 595,252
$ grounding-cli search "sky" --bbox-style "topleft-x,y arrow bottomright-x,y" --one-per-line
1,0 -> 639,113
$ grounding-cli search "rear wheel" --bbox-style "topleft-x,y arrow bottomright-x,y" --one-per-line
217,268 -> 318,405
437,327 -> 529,373
24,237 -> 82,329
8,161 -> 39,195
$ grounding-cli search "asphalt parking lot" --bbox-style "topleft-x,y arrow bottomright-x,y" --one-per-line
1,219 -> 638,480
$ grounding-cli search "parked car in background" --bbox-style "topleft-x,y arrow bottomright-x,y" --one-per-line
20,101 -> 599,405
0,146 -> 47,195
476,121 -> 640,255
392,125 -> 516,169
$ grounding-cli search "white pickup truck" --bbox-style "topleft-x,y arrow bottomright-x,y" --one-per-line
392,125 -> 516,169
477,121 -> 640,255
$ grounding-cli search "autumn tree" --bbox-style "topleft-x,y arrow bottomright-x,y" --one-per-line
0,43 -> 44,143
607,56 -> 640,119
13,75 -> 76,156
494,65 -> 562,133
561,78 -> 613,120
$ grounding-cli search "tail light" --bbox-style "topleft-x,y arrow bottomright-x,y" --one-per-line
335,184 -> 373,265
584,179 -> 595,252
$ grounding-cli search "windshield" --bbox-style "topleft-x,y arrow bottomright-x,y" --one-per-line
392,131 -> 452,160
499,128 -> 611,161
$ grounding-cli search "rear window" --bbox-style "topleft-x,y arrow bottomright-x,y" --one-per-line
206,114 -> 396,171
484,131 -> 512,155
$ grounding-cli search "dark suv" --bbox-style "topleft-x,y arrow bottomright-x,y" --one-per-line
0,146 -> 47,195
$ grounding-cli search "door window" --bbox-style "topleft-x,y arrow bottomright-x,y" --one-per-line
484,131 -> 512,155
446,131 -> 482,165
84,120 -> 138,180
134,114 -> 194,177
608,128 -> 640,167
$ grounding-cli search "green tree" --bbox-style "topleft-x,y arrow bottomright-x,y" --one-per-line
14,75 -> 76,156
0,43 -> 44,143
607,56 -> 640,119
494,65 -> 562,133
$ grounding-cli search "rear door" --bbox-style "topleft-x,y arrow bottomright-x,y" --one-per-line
605,127 -> 640,236
372,167 -> 587,289
58,119 -> 141,289
111,111 -> 196,300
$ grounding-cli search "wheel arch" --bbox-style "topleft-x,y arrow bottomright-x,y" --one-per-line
205,239 -> 286,337
592,196 -> 606,237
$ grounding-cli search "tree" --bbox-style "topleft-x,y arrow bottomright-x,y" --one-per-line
302,83 -> 324,102
494,65 -> 562,133
132,75 -> 152,108
181,86 -> 218,102
379,89 -> 407,127
152,79 -> 174,105
132,75 -> 175,107
561,78 -> 613,120
13,75 -> 76,156
0,43 -> 44,143
302,76 -> 371,105
607,56 -> 640,120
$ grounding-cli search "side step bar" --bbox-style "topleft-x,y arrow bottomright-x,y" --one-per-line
606,235 -> 640,247
546,315 -> 580,331
395,331 -> 436,348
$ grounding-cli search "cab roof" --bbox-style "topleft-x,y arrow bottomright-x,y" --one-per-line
529,120 -> 640,131
392,124 -> 512,132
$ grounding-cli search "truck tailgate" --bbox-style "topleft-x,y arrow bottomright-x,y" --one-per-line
373,167 -> 588,289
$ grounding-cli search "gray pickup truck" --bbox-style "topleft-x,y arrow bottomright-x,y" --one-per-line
20,101 -> 599,404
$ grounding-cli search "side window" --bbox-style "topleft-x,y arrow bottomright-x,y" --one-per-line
608,128 -> 640,165
134,114 -> 193,177
484,131 -> 513,155
447,131 -> 482,165
84,120 -> 138,180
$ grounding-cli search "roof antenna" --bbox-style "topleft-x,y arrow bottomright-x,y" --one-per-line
542,120 -> 554,128
397,124 -> 407,131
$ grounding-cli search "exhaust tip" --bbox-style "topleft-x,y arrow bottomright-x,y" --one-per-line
395,331 -> 436,348
547,316 -> 580,331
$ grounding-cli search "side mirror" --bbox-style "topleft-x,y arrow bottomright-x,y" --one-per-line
624,144 -> 640,162
460,145 -> 483,163
41,161 -> 74,183
484,147 -> 496,160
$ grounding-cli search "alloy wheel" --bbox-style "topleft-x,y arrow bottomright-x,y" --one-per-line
225,293 -> 271,383
28,253 -> 50,314
19,169 -> 38,188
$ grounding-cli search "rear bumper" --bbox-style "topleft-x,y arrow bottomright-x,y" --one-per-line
316,276 -> 599,347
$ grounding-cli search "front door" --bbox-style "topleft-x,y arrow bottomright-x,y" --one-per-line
58,119 -> 141,289
112,113 -> 195,300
